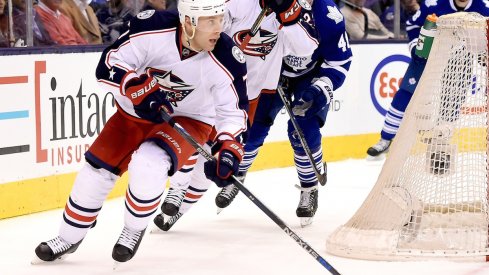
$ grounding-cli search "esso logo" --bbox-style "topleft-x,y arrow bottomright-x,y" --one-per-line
370,54 -> 410,116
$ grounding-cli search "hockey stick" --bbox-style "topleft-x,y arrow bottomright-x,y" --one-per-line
240,7 -> 270,50
276,86 -> 327,186
159,110 -> 340,275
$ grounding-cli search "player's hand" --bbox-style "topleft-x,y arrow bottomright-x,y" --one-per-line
292,77 -> 333,119
261,0 -> 302,26
204,133 -> 244,187
123,74 -> 173,123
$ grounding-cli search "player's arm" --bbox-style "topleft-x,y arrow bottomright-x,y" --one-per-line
281,9 -> 319,59
316,10 -> 352,93
406,3 -> 429,52
291,5 -> 352,119
95,12 -> 172,122
211,59 -> 248,140
204,47 -> 248,187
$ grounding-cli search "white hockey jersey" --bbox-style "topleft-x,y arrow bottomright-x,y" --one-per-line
95,10 -> 248,138
224,0 -> 319,100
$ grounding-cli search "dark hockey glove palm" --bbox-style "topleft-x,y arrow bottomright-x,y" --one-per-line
123,74 -> 173,123
292,78 -> 333,119
204,135 -> 244,188
261,0 -> 302,26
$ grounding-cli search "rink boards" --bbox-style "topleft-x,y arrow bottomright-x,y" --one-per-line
0,43 -> 410,219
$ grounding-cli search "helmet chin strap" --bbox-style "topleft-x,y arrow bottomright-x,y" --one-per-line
182,24 -> 202,52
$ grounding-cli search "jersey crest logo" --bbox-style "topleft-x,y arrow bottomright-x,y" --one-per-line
425,0 -> 437,7
147,68 -> 195,107
484,0 -> 489,8
327,6 -> 344,24
232,29 -> 278,60
137,9 -> 155,19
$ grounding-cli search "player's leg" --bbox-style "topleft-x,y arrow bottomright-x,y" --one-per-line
288,106 -> 325,227
154,146 -> 214,231
215,91 -> 285,209
161,152 -> 199,217
113,117 -> 212,263
33,112 -> 151,263
367,55 -> 427,159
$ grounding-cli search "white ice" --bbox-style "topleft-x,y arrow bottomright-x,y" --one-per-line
1,159 -> 489,275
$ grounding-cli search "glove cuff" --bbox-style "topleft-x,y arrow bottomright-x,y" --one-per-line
119,71 -> 138,96
313,77 -> 334,104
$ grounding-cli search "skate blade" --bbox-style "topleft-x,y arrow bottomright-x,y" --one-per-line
216,207 -> 224,215
31,255 -> 46,265
31,254 -> 68,265
113,261 -> 120,270
366,153 -> 386,161
150,225 -> 164,234
300,217 -> 313,228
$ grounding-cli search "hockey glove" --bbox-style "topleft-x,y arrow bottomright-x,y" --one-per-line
261,0 -> 302,26
292,77 -> 334,119
123,73 -> 173,123
204,133 -> 244,187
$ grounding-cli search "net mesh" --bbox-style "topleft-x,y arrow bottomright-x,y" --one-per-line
327,12 -> 489,261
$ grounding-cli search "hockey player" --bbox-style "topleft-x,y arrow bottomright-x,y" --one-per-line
366,0 -> 489,159
153,0 -> 318,227
153,0 -> 351,230
216,0 -> 352,226
33,0 -> 248,265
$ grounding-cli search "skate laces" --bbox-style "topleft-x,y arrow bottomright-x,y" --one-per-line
219,184 -> 239,199
167,212 -> 183,226
372,139 -> 391,151
117,227 -> 142,250
295,185 -> 318,208
165,188 -> 186,207
46,236 -> 72,254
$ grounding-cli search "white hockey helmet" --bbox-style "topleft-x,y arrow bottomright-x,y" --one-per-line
178,0 -> 226,27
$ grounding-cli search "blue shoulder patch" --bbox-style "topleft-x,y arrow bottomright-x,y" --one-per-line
211,34 -> 247,80
129,10 -> 180,35
211,33 -> 248,112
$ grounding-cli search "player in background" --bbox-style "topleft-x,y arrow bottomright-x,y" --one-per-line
152,0 -> 319,230
366,0 -> 489,159
154,0 -> 351,230
216,0 -> 352,227
33,0 -> 247,265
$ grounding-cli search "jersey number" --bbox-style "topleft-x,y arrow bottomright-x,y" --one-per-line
338,32 -> 351,52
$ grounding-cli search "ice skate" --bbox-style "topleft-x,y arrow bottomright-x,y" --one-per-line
426,124 -> 455,175
151,213 -> 166,233
162,187 -> 186,216
32,236 -> 82,264
366,138 -> 391,160
112,227 -> 146,266
215,172 -> 246,213
296,186 -> 319,227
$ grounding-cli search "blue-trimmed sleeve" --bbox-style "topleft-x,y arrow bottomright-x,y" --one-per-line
314,1 -> 352,91
406,4 -> 430,52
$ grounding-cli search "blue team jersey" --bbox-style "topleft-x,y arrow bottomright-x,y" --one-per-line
282,0 -> 352,91
407,0 -> 489,49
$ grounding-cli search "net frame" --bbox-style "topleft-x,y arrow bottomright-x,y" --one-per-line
327,12 -> 489,261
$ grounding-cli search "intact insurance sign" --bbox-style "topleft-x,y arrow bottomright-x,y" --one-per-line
370,54 -> 410,116
0,53 -> 116,184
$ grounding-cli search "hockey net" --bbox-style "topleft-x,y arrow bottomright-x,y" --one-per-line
327,12 -> 489,261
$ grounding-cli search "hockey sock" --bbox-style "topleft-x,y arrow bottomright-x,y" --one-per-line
239,148 -> 259,174
381,88 -> 413,140
294,146 -> 323,188
179,150 -> 214,213
125,142 -> 171,231
59,163 -> 119,244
